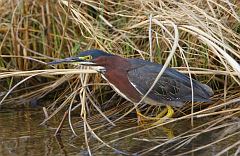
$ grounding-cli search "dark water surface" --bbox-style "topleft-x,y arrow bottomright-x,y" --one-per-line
0,109 -> 85,156
0,109 -> 239,156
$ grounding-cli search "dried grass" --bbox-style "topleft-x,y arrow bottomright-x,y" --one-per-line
0,0 -> 240,155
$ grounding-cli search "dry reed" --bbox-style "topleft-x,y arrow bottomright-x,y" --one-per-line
0,0 -> 240,155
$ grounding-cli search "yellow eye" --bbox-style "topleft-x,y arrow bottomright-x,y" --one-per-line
86,55 -> 92,60
80,55 -> 92,61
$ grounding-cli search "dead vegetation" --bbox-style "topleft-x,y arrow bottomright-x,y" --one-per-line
0,0 -> 240,155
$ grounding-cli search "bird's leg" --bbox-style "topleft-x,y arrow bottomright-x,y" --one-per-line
152,105 -> 174,125
137,105 -> 175,138
134,103 -> 148,124
136,107 -> 158,124
136,105 -> 174,125
155,105 -> 174,118
136,108 -> 148,124
165,105 -> 174,118
155,107 -> 168,118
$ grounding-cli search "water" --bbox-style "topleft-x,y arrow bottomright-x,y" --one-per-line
0,109 -> 61,155
0,108 -> 239,156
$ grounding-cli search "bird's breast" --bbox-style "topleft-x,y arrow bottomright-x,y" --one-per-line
101,70 -> 142,103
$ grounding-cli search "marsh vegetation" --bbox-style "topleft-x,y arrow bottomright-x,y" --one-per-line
0,0 -> 240,155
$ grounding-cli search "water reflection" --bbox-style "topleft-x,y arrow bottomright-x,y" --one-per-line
0,109 -> 73,156
0,109 -> 239,155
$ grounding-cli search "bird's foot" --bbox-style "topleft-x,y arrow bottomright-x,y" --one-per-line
152,105 -> 174,125
136,109 -> 150,125
136,106 -> 175,139
136,105 -> 174,125
136,109 -> 160,125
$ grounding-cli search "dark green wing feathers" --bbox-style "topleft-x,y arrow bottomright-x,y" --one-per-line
127,59 -> 213,107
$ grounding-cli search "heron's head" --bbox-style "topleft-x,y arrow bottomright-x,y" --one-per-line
48,49 -> 113,65
48,49 -> 113,72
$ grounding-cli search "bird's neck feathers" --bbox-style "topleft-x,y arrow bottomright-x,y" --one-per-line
93,55 -> 130,71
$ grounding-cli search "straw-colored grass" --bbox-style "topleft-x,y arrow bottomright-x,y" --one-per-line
0,0 -> 240,155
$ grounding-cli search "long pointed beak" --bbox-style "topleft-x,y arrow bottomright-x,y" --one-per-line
47,57 -> 96,65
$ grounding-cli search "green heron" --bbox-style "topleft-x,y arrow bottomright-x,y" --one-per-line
48,49 -> 213,120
